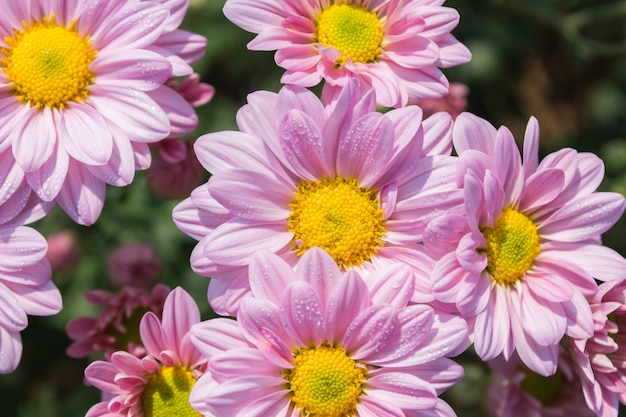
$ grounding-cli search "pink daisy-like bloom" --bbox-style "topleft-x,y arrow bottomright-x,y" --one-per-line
487,352 -> 594,417
84,287 -> 206,417
0,0 -> 206,225
190,248 -> 467,417
0,194 -> 62,374
425,113 -> 626,376
223,0 -> 471,108
66,284 -> 170,359
568,280 -> 626,417
172,82 -> 463,315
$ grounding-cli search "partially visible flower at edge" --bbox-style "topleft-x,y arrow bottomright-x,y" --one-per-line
425,113 -> 626,376
568,280 -> 626,417
411,82 -> 469,120
46,230 -> 80,272
66,284 -> 170,360
0,0 -> 207,225
190,248 -> 468,417
223,0 -> 471,108
84,287 -> 206,417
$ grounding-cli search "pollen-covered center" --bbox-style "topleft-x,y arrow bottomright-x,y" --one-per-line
316,4 -> 383,65
283,343 -> 367,417
287,177 -> 386,269
482,207 -> 540,286
141,365 -> 201,417
0,15 -> 96,109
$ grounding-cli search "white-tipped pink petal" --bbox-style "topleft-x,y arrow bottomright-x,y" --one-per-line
11,106 -> 56,172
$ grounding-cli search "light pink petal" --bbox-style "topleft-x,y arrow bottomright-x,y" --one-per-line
203,221 -> 292,266
0,150 -> 25,206
202,376 -> 287,412
369,304 -> 435,365
524,273 -> 574,303
456,232 -> 487,273
325,271 -> 370,344
383,36 -> 438,69
550,242 -> 626,282
160,287 -> 200,358
0,260 -> 52,287
140,311 -> 166,358
390,357 -> 464,393
25,141 -> 69,202
10,280 -> 61,317
55,162 -> 105,225
522,116 -> 540,178
519,287 -> 566,346
207,271 -> 253,316
421,112 -> 453,156
248,250 -> 294,304
277,110 -> 329,180
58,102 -> 113,166
296,247 -> 342,309
0,327 -> 21,374
281,281 -> 325,347
0,225 -> 47,272
539,193 -> 625,242
88,85 -> 170,143
93,49 -> 172,91
517,168 -> 565,213
0,284 -> 27,332
452,112 -> 497,156
147,85 -> 197,138
210,348 -> 281,380
223,0 -> 290,33
494,126 -> 523,205
562,291 -> 594,339
153,29 -> 207,69
208,170 -> 293,221
91,2 -> 169,50
508,290 -> 558,376
87,133 -> 136,187
366,371 -> 437,410
430,253 -> 467,304
344,304 -> 396,360
356,395 -> 406,417
473,286 -> 510,360
435,34 -> 472,67
337,112 -> 394,187
422,214 -> 467,258
11,106 -> 56,172
84,361 -> 122,394
368,264 -> 414,309
238,390 -> 292,417
238,299 -> 295,368
190,318 -> 249,359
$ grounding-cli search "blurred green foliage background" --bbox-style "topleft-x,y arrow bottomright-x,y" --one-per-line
1,0 -> 625,416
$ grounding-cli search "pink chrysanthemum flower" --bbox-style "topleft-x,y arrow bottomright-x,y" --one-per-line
487,353 -> 594,417
223,0 -> 471,108
568,280 -> 626,417
425,113 -> 626,376
66,284 -> 170,359
173,82 -> 462,315
84,287 -> 206,417
0,0 -> 206,225
0,211 -> 62,374
189,248 -> 467,417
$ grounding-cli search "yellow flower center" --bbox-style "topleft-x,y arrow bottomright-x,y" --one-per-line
482,207 -> 540,286
0,15 -> 96,109
141,366 -> 201,417
316,4 -> 383,65
283,343 -> 367,417
287,177 -> 386,269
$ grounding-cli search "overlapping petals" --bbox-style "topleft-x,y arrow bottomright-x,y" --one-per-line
0,0 -> 207,225
425,113 -> 626,376
223,0 -> 471,107
84,287 -> 206,417
189,248 -> 467,417
173,82 -> 463,315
